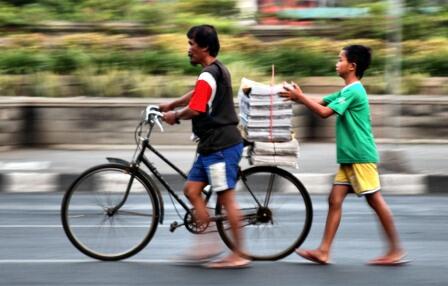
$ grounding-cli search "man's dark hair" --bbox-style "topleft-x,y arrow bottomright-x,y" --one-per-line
343,45 -> 372,79
187,25 -> 220,57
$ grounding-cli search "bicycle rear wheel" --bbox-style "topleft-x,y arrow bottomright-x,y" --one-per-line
215,166 -> 313,261
61,164 -> 159,261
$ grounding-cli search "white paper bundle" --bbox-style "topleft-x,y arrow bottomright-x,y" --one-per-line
251,139 -> 299,156
247,138 -> 300,168
238,77 -> 294,142
249,155 -> 298,168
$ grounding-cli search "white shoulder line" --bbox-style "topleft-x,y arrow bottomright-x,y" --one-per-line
198,72 -> 217,109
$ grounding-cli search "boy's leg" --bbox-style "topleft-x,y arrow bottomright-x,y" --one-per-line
365,192 -> 405,264
296,184 -> 350,264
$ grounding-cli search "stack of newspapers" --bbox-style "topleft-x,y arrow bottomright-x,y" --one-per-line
248,139 -> 299,168
238,78 -> 299,168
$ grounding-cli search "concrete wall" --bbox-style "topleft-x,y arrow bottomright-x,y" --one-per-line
1,95 -> 447,148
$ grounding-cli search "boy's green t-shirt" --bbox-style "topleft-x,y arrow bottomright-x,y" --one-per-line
323,82 -> 379,164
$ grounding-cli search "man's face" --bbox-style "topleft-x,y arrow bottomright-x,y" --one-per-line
335,50 -> 355,78
188,38 -> 207,66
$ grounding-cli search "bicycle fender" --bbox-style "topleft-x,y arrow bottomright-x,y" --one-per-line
106,157 -> 130,166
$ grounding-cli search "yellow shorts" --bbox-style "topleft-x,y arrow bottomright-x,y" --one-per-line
334,163 -> 381,196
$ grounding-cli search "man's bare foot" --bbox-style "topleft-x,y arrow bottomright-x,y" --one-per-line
206,254 -> 251,269
368,249 -> 409,266
295,248 -> 329,265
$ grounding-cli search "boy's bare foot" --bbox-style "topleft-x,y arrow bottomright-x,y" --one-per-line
368,250 -> 409,266
295,249 -> 329,265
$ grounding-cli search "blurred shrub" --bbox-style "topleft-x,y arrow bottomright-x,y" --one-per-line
76,69 -> 135,97
402,12 -> 448,40
0,75 -> 28,96
60,33 -> 127,50
88,51 -> 132,73
0,50 -> 48,74
136,50 -> 185,75
362,77 -> 387,94
74,69 -> 194,98
334,16 -> 389,40
7,33 -> 47,49
128,3 -> 169,27
172,13 -> 242,35
0,3 -> 25,26
49,49 -> 89,74
176,0 -> 239,17
29,72 -> 73,97
0,35 -> 446,77
18,3 -> 54,24
249,48 -> 335,76
400,73 -> 427,94
403,52 -> 448,76
76,0 -> 133,22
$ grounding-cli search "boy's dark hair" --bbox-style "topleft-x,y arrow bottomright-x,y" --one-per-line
343,45 -> 372,79
187,25 -> 220,57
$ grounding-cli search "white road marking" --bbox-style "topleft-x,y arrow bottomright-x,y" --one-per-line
0,224 -> 170,228
0,161 -> 51,171
0,259 -> 173,264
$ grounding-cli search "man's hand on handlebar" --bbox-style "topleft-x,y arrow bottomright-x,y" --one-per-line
162,110 -> 179,125
158,103 -> 172,112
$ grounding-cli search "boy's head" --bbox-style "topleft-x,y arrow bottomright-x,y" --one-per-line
187,25 -> 220,62
338,45 -> 372,79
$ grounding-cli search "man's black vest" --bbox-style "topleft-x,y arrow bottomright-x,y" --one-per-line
192,60 -> 242,155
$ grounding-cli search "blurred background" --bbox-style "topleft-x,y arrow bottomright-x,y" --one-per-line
0,0 -> 447,147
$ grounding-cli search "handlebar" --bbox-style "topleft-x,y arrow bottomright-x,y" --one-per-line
144,105 -> 164,132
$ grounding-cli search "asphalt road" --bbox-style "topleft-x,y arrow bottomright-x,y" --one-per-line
1,193 -> 447,286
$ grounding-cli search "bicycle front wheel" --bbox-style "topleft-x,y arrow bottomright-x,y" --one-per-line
61,164 -> 159,261
216,166 -> 313,261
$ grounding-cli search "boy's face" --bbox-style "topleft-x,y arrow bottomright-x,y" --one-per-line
188,38 -> 207,66
336,50 -> 355,78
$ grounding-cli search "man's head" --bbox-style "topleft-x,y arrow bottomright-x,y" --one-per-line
336,45 -> 372,79
187,25 -> 220,66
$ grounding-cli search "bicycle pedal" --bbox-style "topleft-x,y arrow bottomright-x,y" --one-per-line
169,221 -> 179,232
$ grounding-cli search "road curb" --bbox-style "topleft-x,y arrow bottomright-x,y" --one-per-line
0,172 -> 445,195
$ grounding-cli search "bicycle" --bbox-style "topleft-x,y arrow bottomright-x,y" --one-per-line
61,105 -> 313,261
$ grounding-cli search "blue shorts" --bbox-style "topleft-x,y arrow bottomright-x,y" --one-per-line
188,143 -> 243,192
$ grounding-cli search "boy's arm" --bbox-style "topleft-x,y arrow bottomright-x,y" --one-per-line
280,82 -> 334,118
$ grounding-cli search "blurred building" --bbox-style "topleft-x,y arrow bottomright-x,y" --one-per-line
255,0 -> 370,25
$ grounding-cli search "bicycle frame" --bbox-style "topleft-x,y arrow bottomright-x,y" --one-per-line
105,112 -> 264,233
106,136 -> 217,226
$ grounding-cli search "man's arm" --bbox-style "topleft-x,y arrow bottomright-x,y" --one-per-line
159,90 -> 194,112
279,82 -> 334,118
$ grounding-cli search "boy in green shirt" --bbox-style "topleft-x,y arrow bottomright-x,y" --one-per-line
280,45 -> 406,265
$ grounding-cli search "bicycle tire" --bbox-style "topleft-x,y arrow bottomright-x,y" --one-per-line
215,165 -> 313,261
61,163 -> 160,261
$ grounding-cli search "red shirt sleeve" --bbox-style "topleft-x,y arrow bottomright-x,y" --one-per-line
188,69 -> 216,112
189,79 -> 213,113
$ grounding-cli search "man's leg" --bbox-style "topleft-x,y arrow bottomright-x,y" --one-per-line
206,189 -> 250,268
184,181 -> 209,225
365,191 -> 405,264
217,190 -> 243,252
296,184 -> 350,264
175,180 -> 222,262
